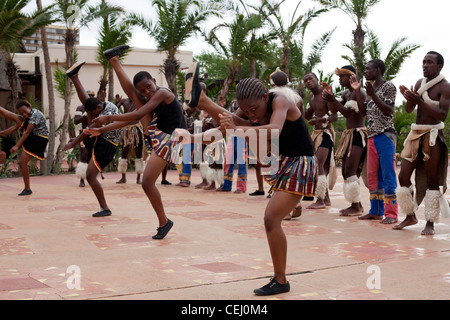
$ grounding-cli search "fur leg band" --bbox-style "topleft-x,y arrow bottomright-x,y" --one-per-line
424,189 -> 440,223
316,175 -> 327,200
75,162 -> 88,180
117,158 -> 128,174
135,158 -> 145,174
343,175 -> 360,204
200,162 -> 209,180
396,185 -> 416,216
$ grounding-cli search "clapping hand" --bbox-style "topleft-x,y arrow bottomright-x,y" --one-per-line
350,75 -> 362,91
399,85 -> 421,104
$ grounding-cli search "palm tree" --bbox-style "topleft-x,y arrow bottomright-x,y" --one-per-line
51,0 -> 123,172
203,11 -> 269,102
96,13 -> 131,101
314,0 -> 381,78
36,0 -> 56,175
252,0 -> 328,77
341,30 -> 420,81
288,27 -> 336,97
0,0 -> 53,110
127,0 -> 222,94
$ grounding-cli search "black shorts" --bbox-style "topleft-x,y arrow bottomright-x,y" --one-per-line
352,130 -> 364,148
84,136 -> 117,172
319,132 -> 333,151
23,134 -> 48,160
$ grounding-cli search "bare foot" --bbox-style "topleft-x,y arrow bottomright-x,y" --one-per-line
421,221 -> 435,235
79,179 -> 85,187
234,190 -> 244,194
339,203 -> 363,217
116,178 -> 127,184
292,205 -> 302,218
204,184 -> 216,190
324,194 -> 331,207
358,213 -> 383,220
307,199 -> 326,209
393,215 -> 418,230
175,182 -> 190,187
195,181 -> 208,189
381,217 -> 398,224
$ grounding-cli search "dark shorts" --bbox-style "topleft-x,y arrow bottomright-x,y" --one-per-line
23,134 -> 48,160
85,136 -> 117,172
352,129 -> 364,148
319,132 -> 333,151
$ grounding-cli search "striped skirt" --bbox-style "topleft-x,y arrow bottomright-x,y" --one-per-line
147,119 -> 180,163
264,155 -> 318,197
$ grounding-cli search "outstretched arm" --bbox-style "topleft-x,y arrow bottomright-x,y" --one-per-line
0,107 -> 22,136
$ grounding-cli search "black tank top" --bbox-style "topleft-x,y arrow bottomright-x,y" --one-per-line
268,93 -> 315,157
153,88 -> 186,134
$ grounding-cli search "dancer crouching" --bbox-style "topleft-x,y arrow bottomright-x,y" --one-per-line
181,63 -> 318,296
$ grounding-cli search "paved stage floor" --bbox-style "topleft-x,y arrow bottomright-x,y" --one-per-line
0,168 -> 449,300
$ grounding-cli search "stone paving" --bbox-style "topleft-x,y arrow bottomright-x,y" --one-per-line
0,168 -> 449,300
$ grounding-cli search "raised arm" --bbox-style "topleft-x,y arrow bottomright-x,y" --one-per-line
350,76 -> 366,116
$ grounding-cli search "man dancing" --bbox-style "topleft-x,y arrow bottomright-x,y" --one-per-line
115,96 -> 147,185
395,51 -> 450,235
323,66 -> 368,216
304,72 -> 338,209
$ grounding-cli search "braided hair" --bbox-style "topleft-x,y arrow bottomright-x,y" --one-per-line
236,78 -> 267,101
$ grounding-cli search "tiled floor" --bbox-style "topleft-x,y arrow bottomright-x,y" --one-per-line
0,168 -> 449,300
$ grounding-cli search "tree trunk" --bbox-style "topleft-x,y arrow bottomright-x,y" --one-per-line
54,30 -> 75,173
249,59 -> 256,78
281,46 -> 290,75
37,0 -> 56,175
5,58 -> 19,110
108,66 -> 114,102
353,24 -> 366,79
4,58 -> 19,133
97,72 -> 108,101
217,66 -> 236,104
163,55 -> 180,95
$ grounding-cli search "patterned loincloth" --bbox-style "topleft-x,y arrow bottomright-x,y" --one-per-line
264,155 -> 318,197
335,127 -> 368,159
120,123 -> 148,160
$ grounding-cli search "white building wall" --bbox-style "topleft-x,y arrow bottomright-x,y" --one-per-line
13,45 -> 193,125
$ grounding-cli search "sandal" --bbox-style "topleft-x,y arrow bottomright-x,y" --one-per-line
152,219 -> 174,240
18,189 -> 32,196
103,45 -> 130,60
184,62 -> 201,107
66,61 -> 86,77
254,278 -> 290,296
92,209 -> 112,217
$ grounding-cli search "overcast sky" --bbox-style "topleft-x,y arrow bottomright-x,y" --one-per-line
26,0 -> 450,104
